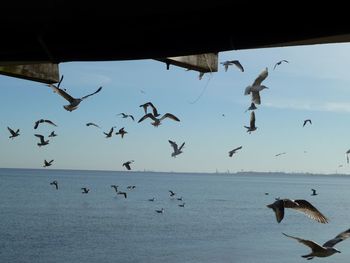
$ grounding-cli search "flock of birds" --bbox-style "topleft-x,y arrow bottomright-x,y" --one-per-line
5,59 -> 350,260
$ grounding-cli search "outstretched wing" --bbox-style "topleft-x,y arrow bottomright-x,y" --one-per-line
179,142 -> 185,151
160,113 -> 180,122
250,111 -> 256,128
286,199 -> 328,223
44,120 -> 57,126
81,86 -> 102,100
232,60 -> 244,72
252,68 -> 268,86
7,127 -> 16,136
48,84 -> 75,103
138,113 -> 158,123
168,140 -> 178,152
323,228 -> 350,248
34,134 -> 45,144
282,233 -> 324,252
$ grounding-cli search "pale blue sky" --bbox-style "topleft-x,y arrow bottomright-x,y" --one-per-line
1,43 -> 350,174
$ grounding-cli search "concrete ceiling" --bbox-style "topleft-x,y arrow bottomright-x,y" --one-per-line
1,2 -> 349,63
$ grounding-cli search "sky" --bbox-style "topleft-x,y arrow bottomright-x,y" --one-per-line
1,43 -> 350,174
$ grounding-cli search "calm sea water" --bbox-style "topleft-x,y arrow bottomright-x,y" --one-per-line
0,168 -> 349,263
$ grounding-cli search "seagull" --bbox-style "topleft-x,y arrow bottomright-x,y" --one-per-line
220,60 -> 244,72
267,198 -> 328,224
127,185 -> 136,190
117,191 -> 127,198
169,190 -> 176,197
244,67 -> 269,105
115,127 -> 128,138
244,111 -> 257,134
275,152 -> 287,157
47,83 -> 102,112
282,228 -> 350,260
111,185 -> 119,192
148,197 -> 155,201
34,119 -> 57,129
346,149 -> 350,164
43,159 -> 54,167
50,180 -> 58,190
86,122 -> 101,128
168,140 -> 185,157
273,60 -> 289,70
303,119 -> 312,127
311,189 -> 318,196
244,102 -> 258,113
138,113 -> 180,127
229,146 -> 242,157
139,102 -> 160,117
117,113 -> 134,121
155,208 -> 164,213
34,134 -> 49,147
81,187 -> 89,194
7,127 -> 20,139
103,127 -> 116,138
123,160 -> 134,170
48,131 -> 57,137
176,197 -> 183,201
178,203 -> 185,207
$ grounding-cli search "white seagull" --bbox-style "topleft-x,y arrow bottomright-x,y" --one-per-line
267,198 -> 328,224
168,140 -> 185,157
244,67 -> 269,105
138,113 -> 180,127
48,83 -> 102,112
282,228 -> 350,260
229,146 -> 242,157
220,60 -> 244,72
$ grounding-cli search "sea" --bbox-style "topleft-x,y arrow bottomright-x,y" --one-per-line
0,168 -> 349,263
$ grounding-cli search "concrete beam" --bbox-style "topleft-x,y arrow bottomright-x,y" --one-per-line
156,53 -> 218,73
0,63 -> 59,84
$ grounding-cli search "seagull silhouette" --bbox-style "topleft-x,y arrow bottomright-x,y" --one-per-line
155,208 -> 164,213
123,160 -> 134,170
48,83 -> 102,112
115,127 -> 128,138
34,119 -> 57,129
311,189 -> 318,196
50,180 -> 58,190
267,198 -> 328,224
103,127 -> 116,138
34,134 -> 49,147
111,185 -> 119,192
275,152 -> 287,157
282,228 -> 350,260
244,68 -> 269,105
48,131 -> 57,137
346,149 -> 350,164
169,190 -> 176,197
229,146 -> 242,157
117,113 -> 134,121
303,119 -> 312,127
43,159 -> 54,167
244,111 -> 257,134
220,60 -> 244,72
273,60 -> 289,70
81,187 -> 90,194
138,113 -> 180,127
117,191 -> 127,198
86,122 -> 101,128
168,140 -> 185,157
7,127 -> 20,139
139,102 -> 160,117
178,203 -> 185,207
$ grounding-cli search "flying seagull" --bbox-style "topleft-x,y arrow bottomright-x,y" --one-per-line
155,208 -> 164,213
267,198 -> 328,224
86,122 -> 101,128
48,83 -> 102,112
275,152 -> 286,157
43,159 -> 54,167
48,131 -> 57,137
34,119 -> 57,129
138,113 -> 180,127
117,191 -> 127,198
229,146 -> 242,157
123,160 -> 134,170
169,190 -> 176,197
346,149 -> 350,164
7,127 -> 20,139
103,127 -> 116,138
273,60 -> 289,70
139,102 -> 160,117
117,113 -> 134,121
168,140 -> 185,157
244,67 -> 269,105
244,102 -> 257,113
111,185 -> 119,192
81,187 -> 90,194
50,180 -> 58,190
34,134 -> 49,147
244,111 -> 257,134
303,119 -> 312,127
282,228 -> 350,260
115,127 -> 128,138
220,60 -> 244,72
311,189 -> 318,196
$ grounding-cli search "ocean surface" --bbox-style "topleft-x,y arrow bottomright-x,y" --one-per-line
0,168 -> 350,263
